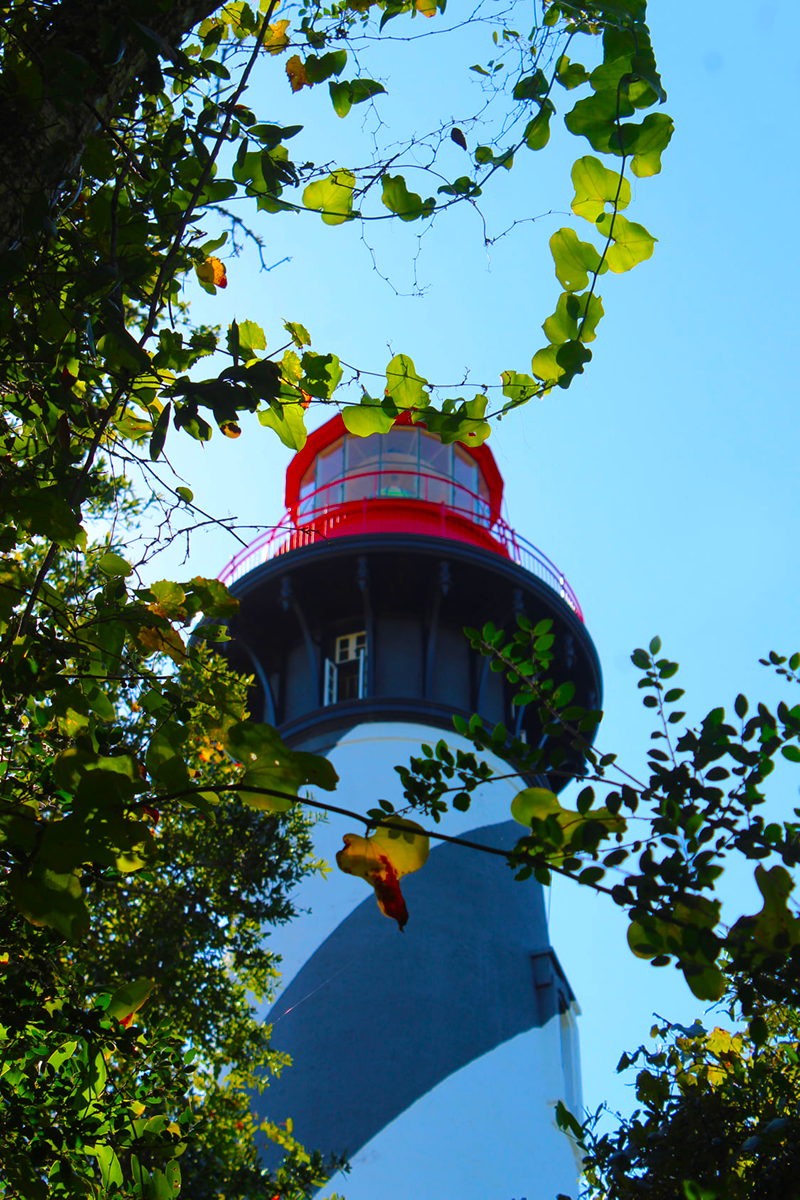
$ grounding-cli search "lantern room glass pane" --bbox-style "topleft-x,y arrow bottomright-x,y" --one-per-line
378,470 -> 419,499
453,446 -> 478,511
381,428 -> 418,465
297,464 -> 316,516
346,436 -> 381,474
345,472 -> 374,502
317,439 -> 344,485
477,474 -> 491,525
315,438 -> 344,507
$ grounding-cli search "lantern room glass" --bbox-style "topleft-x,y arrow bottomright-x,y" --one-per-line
296,431 -> 491,524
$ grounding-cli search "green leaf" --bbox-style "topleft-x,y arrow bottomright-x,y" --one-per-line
236,319 -> 267,358
46,1040 -> 79,1070
530,344 -> 565,386
227,318 -> 240,365
225,722 -> 338,810
381,174 -> 434,221
98,318 -> 152,375
300,351 -> 342,398
781,744 -> 800,763
595,213 -> 656,272
106,977 -> 156,1023
149,402 -> 171,461
92,1144 -> 123,1189
385,353 -> 429,410
329,80 -> 352,118
556,54 -> 590,90
682,963 -> 726,1002
98,552 -> 132,577
624,111 -> 675,177
474,145 -> 513,170
550,228 -> 608,291
683,1182 -> 719,1200
565,89 -> 634,155
540,291 -> 572,344
8,867 -> 89,941
283,320 -> 311,348
524,100 -> 554,150
576,292 -> 604,342
304,49 -> 347,83
281,349 -> 302,383
303,169 -> 355,225
258,400 -> 308,450
571,155 -> 631,223
342,397 -> 396,436
513,69 -> 547,100
329,78 -> 386,118
555,340 -> 592,385
146,722 -> 190,789
501,371 -> 539,405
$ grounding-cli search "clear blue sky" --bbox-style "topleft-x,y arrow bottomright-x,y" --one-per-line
146,0 -> 800,1134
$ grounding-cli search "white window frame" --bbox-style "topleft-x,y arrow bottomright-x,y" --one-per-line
323,657 -> 338,707
325,632 -> 368,703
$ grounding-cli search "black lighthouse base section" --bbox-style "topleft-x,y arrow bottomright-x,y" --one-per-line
221,533 -> 602,783
252,820 -> 575,1172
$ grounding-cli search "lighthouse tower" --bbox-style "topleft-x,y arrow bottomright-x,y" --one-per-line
218,415 -> 602,1200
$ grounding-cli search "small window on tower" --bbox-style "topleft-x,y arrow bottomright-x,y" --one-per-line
323,632 -> 368,705
336,632 -> 367,663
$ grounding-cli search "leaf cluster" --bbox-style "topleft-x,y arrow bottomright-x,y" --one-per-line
576,996 -> 800,1200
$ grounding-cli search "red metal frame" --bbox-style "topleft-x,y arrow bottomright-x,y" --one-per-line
284,413 -> 504,519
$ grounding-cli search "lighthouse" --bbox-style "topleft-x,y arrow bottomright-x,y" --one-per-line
218,415 -> 602,1199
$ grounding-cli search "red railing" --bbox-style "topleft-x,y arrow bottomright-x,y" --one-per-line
219,468 -> 583,620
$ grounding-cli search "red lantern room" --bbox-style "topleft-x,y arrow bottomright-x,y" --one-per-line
218,415 -> 600,764
222,415 -> 582,613
284,413 -> 505,556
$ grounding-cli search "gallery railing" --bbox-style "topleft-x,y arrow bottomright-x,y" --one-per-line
219,468 -> 583,620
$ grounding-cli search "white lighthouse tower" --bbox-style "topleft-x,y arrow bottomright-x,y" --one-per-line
218,415 -> 602,1199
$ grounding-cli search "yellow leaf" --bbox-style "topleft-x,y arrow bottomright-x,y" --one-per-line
195,256 -> 228,293
286,54 -> 308,92
263,18 -> 290,53
510,786 -> 561,824
336,819 -> 429,930
107,977 -> 155,1026
137,625 -> 187,665
705,1027 -> 743,1058
511,786 -> 625,857
302,169 -> 355,226
416,0 -> 437,13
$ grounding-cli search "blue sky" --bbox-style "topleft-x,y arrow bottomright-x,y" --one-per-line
147,0 -> 800,1134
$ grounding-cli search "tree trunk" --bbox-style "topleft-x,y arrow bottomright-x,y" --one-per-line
0,0 -> 221,250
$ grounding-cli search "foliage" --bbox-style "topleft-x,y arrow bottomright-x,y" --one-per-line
388,630 -> 800,1196
573,993 -> 800,1200
0,523 -> 338,1198
425,628 -> 800,1010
